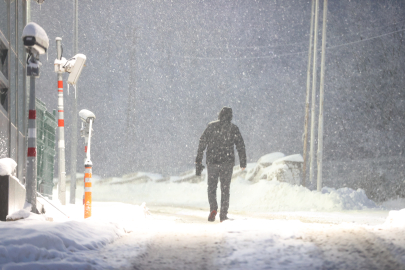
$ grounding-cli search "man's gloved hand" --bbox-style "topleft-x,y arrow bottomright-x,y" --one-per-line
196,163 -> 205,176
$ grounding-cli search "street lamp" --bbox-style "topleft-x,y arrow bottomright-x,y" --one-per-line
21,22 -> 49,213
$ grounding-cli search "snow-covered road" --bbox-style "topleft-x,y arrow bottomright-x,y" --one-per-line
2,176 -> 405,269
97,206 -> 405,270
2,202 -> 405,269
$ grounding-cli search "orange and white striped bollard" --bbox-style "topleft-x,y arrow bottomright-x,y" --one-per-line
79,110 -> 95,219
84,164 -> 92,218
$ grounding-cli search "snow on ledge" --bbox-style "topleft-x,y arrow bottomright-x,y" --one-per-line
0,158 -> 17,176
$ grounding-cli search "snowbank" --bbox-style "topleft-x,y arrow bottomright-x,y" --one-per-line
383,208 -> 405,227
0,158 -> 17,176
257,152 -> 285,166
272,154 -> 304,164
244,163 -> 262,181
0,202 -> 149,269
244,153 -> 303,184
245,152 -> 286,182
170,169 -> 205,183
92,178 -> 378,212
0,219 -> 124,269
231,179 -> 377,212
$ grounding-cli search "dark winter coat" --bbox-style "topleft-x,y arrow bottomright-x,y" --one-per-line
195,107 -> 247,168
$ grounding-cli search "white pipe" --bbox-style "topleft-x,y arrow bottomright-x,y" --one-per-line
302,0 -> 315,187
309,0 -> 320,186
317,0 -> 328,191
70,0 -> 79,205
86,119 -> 93,163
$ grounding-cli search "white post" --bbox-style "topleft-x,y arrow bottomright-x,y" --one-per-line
86,119 -> 93,162
56,37 -> 66,205
317,0 -> 328,191
302,0 -> 315,187
309,0 -> 320,186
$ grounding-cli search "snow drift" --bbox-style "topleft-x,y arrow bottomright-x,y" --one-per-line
383,208 -> 405,227
92,177 -> 378,212
88,152 -> 377,212
0,202 -> 149,270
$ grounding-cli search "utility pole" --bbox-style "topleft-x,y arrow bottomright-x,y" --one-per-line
309,0 -> 320,186
70,0 -> 79,204
302,0 -> 315,187
26,76 -> 38,213
15,0 -> 19,179
56,37 -> 66,205
74,0 -> 78,54
23,22 -> 49,213
317,0 -> 328,191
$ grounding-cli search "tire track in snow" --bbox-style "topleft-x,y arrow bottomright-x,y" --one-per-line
304,225 -> 405,270
130,212 -> 229,270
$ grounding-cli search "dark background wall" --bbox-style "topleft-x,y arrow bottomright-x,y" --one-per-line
30,0 -> 405,181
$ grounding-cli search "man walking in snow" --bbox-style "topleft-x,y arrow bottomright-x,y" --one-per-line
195,107 -> 246,222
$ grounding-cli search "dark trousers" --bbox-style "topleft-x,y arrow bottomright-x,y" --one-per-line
207,163 -> 234,218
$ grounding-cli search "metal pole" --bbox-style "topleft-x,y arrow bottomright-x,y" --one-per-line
74,0 -> 78,54
302,0 -> 315,187
70,0 -> 79,204
84,119 -> 93,219
7,0 -> 10,158
22,0 -> 28,185
26,76 -> 38,213
15,0 -> 19,178
27,0 -> 31,23
309,0 -> 320,186
56,37 -> 66,205
86,120 -> 93,162
83,135 -> 88,205
317,0 -> 328,191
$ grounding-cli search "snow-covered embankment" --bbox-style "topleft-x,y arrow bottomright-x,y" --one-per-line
92,177 -> 378,212
0,202 -> 149,269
